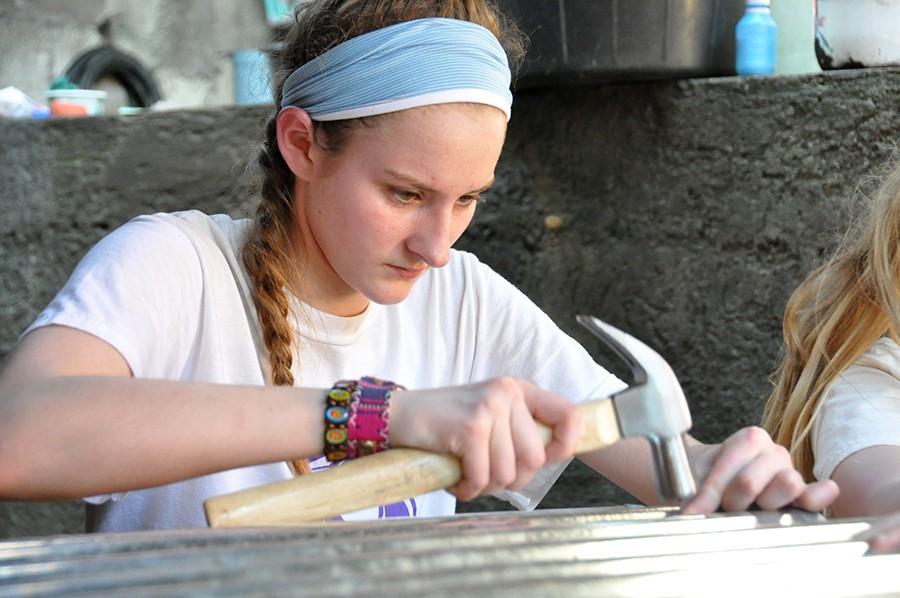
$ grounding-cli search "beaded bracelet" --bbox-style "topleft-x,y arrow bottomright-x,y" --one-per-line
348,376 -> 405,458
323,379 -> 358,462
324,376 -> 404,462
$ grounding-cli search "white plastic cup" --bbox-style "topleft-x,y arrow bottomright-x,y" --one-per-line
45,89 -> 107,117
816,0 -> 900,68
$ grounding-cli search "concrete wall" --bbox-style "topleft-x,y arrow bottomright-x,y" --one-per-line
2,68 -> 898,536
0,0 -> 273,111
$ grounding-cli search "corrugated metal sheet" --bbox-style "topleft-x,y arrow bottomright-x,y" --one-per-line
0,506 -> 897,597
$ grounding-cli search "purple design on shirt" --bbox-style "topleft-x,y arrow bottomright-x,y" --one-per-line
308,455 -> 418,520
378,498 -> 418,518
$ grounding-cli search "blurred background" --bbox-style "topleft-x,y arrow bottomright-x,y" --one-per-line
3,0 -> 861,117
0,0 -> 280,115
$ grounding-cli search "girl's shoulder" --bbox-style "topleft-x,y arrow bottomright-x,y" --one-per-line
148,210 -> 251,253
100,210 -> 254,271
854,337 -> 900,378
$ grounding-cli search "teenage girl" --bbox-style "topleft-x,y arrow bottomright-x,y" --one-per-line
0,0 -> 836,532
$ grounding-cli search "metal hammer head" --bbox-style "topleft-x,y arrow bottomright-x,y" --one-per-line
576,315 -> 697,501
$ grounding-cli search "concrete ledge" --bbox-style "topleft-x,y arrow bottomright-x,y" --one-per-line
3,69 -> 899,535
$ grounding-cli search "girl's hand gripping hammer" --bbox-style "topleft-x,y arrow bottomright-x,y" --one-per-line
204,316 -> 697,527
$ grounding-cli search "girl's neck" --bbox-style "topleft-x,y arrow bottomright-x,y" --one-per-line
296,282 -> 370,318
288,207 -> 369,318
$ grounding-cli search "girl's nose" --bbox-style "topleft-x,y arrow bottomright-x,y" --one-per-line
407,205 -> 453,268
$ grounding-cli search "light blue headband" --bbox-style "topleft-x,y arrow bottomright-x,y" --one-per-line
280,17 -> 513,121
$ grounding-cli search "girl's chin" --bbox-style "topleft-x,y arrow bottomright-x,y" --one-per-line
362,281 -> 417,306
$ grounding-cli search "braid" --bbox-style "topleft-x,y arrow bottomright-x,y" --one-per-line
242,115 -> 311,475
243,0 -> 524,478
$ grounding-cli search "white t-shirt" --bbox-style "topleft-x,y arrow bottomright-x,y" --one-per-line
812,336 -> 900,481
27,210 -> 624,532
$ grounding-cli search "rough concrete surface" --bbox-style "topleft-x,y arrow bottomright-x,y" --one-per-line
2,69 -> 899,536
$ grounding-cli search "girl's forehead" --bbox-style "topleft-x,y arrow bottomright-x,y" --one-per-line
353,104 -> 507,143
330,107 -> 505,186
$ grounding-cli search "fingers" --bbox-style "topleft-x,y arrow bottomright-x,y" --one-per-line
506,398 -> 547,491
450,419 -> 491,501
450,378 -> 523,500
681,483 -> 722,515
790,479 -> 839,513
449,377 -> 579,501
519,380 -> 580,463
751,468 -> 806,511
867,526 -> 900,553
683,427 -> 767,514
484,399 -> 515,495
683,426 -> 837,515
506,378 -> 580,491
722,449 -> 803,512
856,512 -> 900,553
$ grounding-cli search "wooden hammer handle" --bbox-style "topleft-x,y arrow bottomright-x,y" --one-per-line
205,397 -> 621,527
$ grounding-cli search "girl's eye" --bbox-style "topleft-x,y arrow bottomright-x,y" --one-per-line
457,194 -> 482,207
392,189 -> 421,204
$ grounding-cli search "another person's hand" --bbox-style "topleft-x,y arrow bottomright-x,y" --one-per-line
681,426 -> 839,514
855,511 -> 900,553
390,378 -> 581,501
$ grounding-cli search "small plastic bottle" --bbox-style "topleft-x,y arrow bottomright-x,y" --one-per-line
735,0 -> 778,76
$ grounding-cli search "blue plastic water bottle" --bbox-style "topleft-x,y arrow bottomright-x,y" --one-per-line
735,0 -> 777,76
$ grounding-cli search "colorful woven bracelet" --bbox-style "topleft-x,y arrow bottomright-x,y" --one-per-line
347,376 -> 405,458
323,379 -> 358,462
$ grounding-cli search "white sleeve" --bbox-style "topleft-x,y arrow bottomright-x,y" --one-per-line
812,354 -> 900,481
23,215 -> 205,504
465,256 -> 626,510
23,214 -> 204,380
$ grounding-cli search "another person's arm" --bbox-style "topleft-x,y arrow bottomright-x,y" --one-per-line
832,447 -> 900,552
457,252 -> 837,514
580,429 -> 838,513
807,348 -> 900,550
831,445 -> 900,517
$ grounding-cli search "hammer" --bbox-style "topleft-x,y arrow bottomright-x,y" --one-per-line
204,316 -> 697,527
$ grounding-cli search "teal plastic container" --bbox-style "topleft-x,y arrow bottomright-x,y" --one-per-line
735,1 -> 777,75
233,49 -> 273,105
262,0 -> 293,26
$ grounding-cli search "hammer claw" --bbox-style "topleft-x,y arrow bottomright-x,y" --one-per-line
577,315 -> 697,501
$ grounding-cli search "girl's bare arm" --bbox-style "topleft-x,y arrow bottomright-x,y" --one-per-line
580,428 -> 838,513
831,445 -> 900,517
0,325 -> 327,499
0,326 -> 581,502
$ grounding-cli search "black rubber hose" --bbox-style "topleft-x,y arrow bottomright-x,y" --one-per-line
65,45 -> 163,107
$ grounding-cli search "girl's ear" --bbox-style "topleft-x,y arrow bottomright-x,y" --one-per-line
276,107 -> 316,181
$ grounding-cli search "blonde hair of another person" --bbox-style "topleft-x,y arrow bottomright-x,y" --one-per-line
763,163 -> 900,480
240,0 -> 525,474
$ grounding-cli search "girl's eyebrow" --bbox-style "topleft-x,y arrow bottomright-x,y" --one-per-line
383,169 -> 495,195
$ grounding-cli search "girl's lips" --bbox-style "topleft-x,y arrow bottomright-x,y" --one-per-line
387,264 -> 427,280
